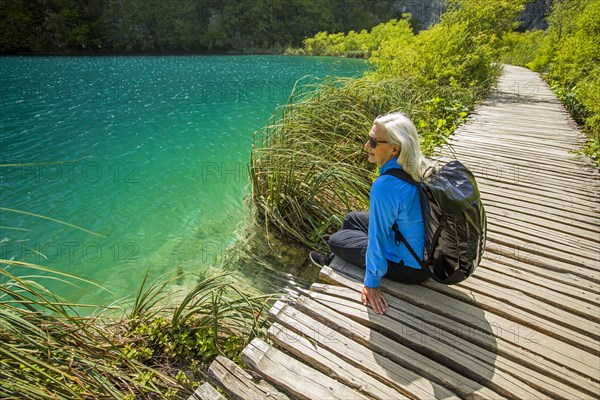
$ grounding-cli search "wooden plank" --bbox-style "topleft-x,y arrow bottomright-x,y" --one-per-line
322,263 -> 600,381
457,274 -> 600,336
439,144 -> 598,176
484,213 -> 600,255
457,124 -> 583,141
318,266 -> 600,396
267,323 -> 413,400
273,298 -> 496,400
473,113 -> 577,126
440,153 -> 593,181
479,184 -> 600,219
472,268 -> 600,322
435,143 -> 598,174
485,230 -> 599,273
462,169 -> 598,206
461,113 -> 585,132
479,259 -> 600,306
459,116 -> 578,131
268,301 -> 439,400
441,150 -> 600,192
486,219 -> 600,263
454,131 -> 586,149
483,236 -> 600,284
207,355 -> 289,400
470,172 -> 600,210
241,338 -> 369,400
449,133 -> 593,155
459,132 -> 582,146
477,182 -> 600,218
442,149 -> 597,178
445,140 -> 586,162
303,287 -> 592,400
188,383 -> 227,400
450,134 -> 584,155
486,225 -> 600,267
480,191 -> 600,227
472,103 -> 574,115
479,190 -> 600,228
439,146 -> 598,178
479,185 -> 599,217
483,249 -> 599,291
417,280 -> 600,362
482,202 -> 599,242
469,119 -> 584,135
481,248 -> 600,296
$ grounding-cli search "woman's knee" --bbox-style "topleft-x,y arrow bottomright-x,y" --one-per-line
327,231 -> 346,250
342,211 -> 369,230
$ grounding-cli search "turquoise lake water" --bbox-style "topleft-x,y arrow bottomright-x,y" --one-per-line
0,55 -> 368,306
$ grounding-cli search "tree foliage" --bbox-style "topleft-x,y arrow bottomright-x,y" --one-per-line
0,0 -> 406,53
302,0 -> 527,87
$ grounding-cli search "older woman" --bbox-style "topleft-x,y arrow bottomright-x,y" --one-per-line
310,112 -> 432,314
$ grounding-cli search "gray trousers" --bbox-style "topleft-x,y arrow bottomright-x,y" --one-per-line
328,211 -> 428,284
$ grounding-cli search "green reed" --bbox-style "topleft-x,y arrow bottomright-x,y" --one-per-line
250,74 -> 479,249
0,260 -> 273,399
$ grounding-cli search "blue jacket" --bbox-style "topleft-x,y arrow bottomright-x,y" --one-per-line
364,158 -> 425,288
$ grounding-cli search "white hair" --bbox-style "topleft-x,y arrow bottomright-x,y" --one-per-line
374,112 -> 434,182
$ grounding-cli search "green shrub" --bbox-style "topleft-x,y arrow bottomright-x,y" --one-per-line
528,0 -> 600,164
302,17 -> 414,58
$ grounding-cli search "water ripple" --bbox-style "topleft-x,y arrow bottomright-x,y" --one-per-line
0,55 -> 367,304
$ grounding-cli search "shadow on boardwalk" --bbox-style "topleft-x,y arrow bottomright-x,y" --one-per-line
192,65 -> 600,400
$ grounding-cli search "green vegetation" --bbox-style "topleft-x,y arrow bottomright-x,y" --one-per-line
297,17 -> 415,58
251,0 -> 527,249
501,0 -> 600,165
0,0 -> 403,53
4,1 -> 595,396
0,260 -> 272,398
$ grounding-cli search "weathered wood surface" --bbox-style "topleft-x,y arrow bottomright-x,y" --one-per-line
242,338 -> 369,400
207,355 -> 289,400
188,382 -> 227,400
194,64 -> 599,399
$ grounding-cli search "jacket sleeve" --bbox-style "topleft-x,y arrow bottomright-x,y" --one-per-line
364,176 -> 404,288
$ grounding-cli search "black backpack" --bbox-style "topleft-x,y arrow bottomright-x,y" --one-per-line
383,160 -> 486,284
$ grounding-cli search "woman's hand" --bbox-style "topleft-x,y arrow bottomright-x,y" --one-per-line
361,286 -> 388,314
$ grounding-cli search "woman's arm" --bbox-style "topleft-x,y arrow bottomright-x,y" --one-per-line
363,176 -> 404,314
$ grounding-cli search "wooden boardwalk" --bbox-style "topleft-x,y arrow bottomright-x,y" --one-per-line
193,65 -> 600,399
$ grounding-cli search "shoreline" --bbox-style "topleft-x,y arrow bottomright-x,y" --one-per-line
0,48 -> 285,57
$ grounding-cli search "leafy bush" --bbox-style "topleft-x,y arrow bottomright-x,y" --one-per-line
303,17 -> 414,58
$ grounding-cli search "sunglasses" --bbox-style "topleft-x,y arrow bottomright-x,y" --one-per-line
368,136 -> 388,148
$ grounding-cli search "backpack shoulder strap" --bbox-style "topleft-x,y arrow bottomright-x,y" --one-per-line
383,168 -> 426,268
381,168 -> 419,185
392,222 -> 425,269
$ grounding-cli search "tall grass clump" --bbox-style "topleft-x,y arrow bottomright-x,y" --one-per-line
502,0 -> 600,165
0,259 -> 273,399
251,0 -> 527,249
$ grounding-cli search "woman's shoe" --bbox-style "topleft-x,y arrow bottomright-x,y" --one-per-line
309,251 -> 334,267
